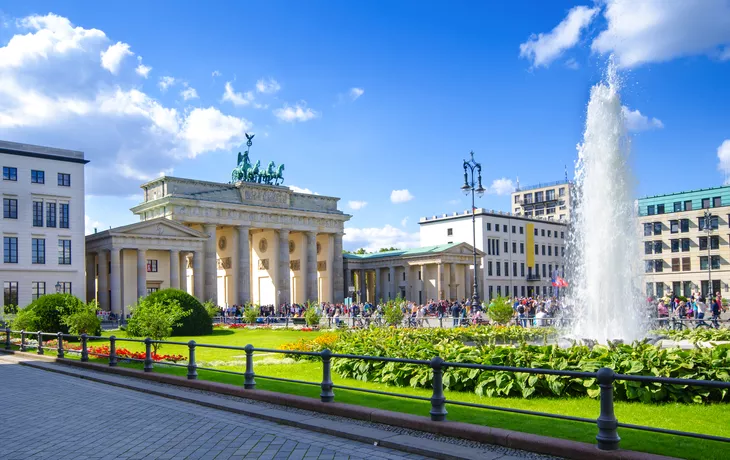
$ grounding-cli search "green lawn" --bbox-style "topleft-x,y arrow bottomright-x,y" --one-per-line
17,328 -> 730,460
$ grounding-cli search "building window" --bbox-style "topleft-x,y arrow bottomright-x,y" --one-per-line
670,220 -> 678,233
504,241 -> 508,253
657,204 -> 665,214
31,170 -> 45,184
512,242 -> 517,253
654,260 -> 663,272
699,236 -> 708,250
4,236 -> 18,263
644,242 -> 652,254
535,191 -> 544,202
33,201 -> 43,227
520,243 -> 524,254
547,230 -> 552,237
60,203 -> 69,228
521,286 -> 526,297
58,239 -> 72,265
496,262 -> 501,277
653,241 -> 662,254
3,166 -> 17,181
541,245 -> 545,255
671,239 -> 679,253
511,225 -> 516,233
58,282 -> 72,294
561,246 -> 565,257
447,228 -> 453,236
643,223 -> 652,236
700,256 -> 708,270
713,197 -> 722,207
3,198 -> 18,219
534,244 -> 539,255
519,226 -> 524,234
417,270 -> 421,281
712,255 -> 721,269
546,189 -> 555,201
684,200 -> 693,211
488,286 -> 493,299
541,229 -> 545,237
520,263 -> 525,277
32,238 -> 45,264
534,228 -> 538,236
656,283 -> 664,298
698,216 -> 719,230
146,287 -> 160,295
504,262 -> 509,277
46,203 -> 56,227
711,235 -> 720,250
680,219 -> 689,232
671,258 -> 680,272
487,261 -> 493,276
673,201 -> 682,212
514,195 -> 520,203
653,222 -> 662,235
548,246 -> 552,256
32,281 -> 46,301
146,259 -> 158,272
681,238 -> 690,252
542,264 -> 547,278
4,281 -> 18,306
645,261 -> 654,273
496,286 -> 501,296
58,173 -> 71,187
486,223 -> 491,231
503,225 -> 507,232
647,205 -> 655,215
702,198 -> 710,209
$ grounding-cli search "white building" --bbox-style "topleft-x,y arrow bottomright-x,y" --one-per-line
511,179 -> 573,222
419,209 -> 567,299
1,140 -> 87,308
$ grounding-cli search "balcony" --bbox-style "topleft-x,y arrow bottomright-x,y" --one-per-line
526,274 -> 541,281
518,197 -> 560,207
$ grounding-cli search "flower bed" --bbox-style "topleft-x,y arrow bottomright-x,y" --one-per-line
41,340 -> 186,363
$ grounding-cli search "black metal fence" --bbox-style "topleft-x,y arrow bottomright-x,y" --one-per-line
3,327 -> 730,452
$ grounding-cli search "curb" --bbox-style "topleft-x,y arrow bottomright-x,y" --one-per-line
0,350 -> 676,460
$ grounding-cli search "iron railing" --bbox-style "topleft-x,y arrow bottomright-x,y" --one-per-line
3,327 -> 730,452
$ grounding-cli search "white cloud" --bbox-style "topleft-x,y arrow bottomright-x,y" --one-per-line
489,178 -> 515,195
288,185 -> 319,195
401,217 -> 409,227
593,0 -> 730,68
256,78 -> 281,94
348,200 -> 367,210
447,199 -> 460,205
212,70 -> 221,77
349,87 -> 364,100
135,56 -> 151,78
519,6 -> 599,68
100,41 -> 133,74
0,13 -> 251,196
621,106 -> 664,132
222,81 -> 254,106
158,76 -> 176,91
390,189 -> 414,203
717,140 -> 730,184
273,102 -> 319,122
343,224 -> 420,253
85,214 -> 105,235
565,58 -> 579,70
180,84 -> 198,100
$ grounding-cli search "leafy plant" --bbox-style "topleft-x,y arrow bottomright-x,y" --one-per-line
12,293 -> 86,335
143,289 -> 212,336
3,304 -> 18,315
487,296 -> 514,325
304,301 -> 321,326
243,303 -> 260,324
202,300 -> 220,320
383,298 -> 405,326
657,328 -> 730,343
126,298 -> 190,352
279,332 -> 340,360
61,300 -> 101,336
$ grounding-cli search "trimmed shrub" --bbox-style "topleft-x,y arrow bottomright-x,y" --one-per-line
141,289 -> 212,336
12,294 -> 97,335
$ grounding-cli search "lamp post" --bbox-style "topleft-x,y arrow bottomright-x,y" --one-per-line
461,152 -> 486,307
704,209 -> 713,298
55,282 -> 62,294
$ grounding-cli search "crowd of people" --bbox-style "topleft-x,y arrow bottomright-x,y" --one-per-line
654,291 -> 726,328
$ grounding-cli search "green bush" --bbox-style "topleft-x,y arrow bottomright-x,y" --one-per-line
487,296 -> 514,325
126,298 -> 190,352
3,304 -> 18,315
141,289 -> 212,336
62,300 -> 101,336
243,303 -> 260,324
383,299 -> 405,326
304,302 -> 322,326
12,294 -> 96,335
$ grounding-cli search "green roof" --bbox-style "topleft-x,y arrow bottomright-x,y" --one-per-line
343,243 -> 461,260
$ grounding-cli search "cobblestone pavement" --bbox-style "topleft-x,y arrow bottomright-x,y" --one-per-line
0,360 -> 430,460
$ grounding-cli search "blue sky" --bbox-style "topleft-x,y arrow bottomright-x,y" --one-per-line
1,1 -> 729,250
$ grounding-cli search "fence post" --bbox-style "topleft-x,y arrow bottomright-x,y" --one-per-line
57,332 -> 64,358
243,344 -> 256,389
596,367 -> 620,450
5,327 -> 11,350
37,331 -> 44,355
143,338 -> 153,372
187,340 -> 198,380
80,333 -> 89,362
320,349 -> 335,402
109,336 -> 117,367
285,316 -> 289,329
20,330 -> 26,352
429,356 -> 448,421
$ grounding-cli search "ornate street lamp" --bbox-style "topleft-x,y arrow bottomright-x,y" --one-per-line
55,282 -> 62,294
704,209 -> 713,298
461,152 -> 486,307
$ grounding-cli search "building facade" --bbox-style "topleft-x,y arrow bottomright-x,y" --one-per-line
86,176 -> 350,313
638,185 -> 730,299
419,209 -> 567,300
511,179 -> 573,222
1,140 -> 87,308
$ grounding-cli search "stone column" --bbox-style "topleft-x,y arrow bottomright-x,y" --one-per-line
236,225 -> 251,305
202,224 -> 218,305
110,248 -> 122,314
181,253 -> 190,294
305,231 -> 318,302
86,253 -> 96,304
332,233 -> 344,303
97,250 -> 109,310
277,229 -> 291,307
437,263 -> 444,300
450,263 -> 457,300
374,268 -> 381,302
404,265 -> 411,301
420,264 -> 427,302
388,266 -> 396,300
344,266 -> 351,299
137,248 -> 147,300
464,264 -> 471,301
193,251 -> 204,301
170,250 -> 180,290
359,269 -> 365,303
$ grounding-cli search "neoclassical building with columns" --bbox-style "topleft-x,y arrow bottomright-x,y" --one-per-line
86,176 -> 350,314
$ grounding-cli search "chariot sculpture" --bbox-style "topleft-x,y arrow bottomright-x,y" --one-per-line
230,133 -> 285,185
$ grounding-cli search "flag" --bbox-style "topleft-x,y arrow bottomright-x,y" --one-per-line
552,276 -> 568,288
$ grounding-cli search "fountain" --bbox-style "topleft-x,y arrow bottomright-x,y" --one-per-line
565,60 -> 648,343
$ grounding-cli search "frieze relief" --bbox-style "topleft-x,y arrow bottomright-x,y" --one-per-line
290,259 -> 301,271
217,257 -> 232,270
258,259 -> 270,270
240,187 -> 290,207
317,261 -> 327,271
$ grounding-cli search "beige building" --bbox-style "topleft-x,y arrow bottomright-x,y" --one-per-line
86,176 -> 350,313
638,185 -> 730,299
511,179 -> 573,222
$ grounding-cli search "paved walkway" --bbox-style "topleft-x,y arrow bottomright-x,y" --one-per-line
0,358 -> 429,460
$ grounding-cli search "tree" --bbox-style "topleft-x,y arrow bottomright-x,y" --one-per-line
126,298 -> 190,353
354,248 -> 367,254
384,298 -> 405,326
487,296 -> 515,325
62,300 -> 102,336
12,293 -> 91,335
304,300 -> 321,326
378,247 -> 400,252
143,289 -> 212,336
